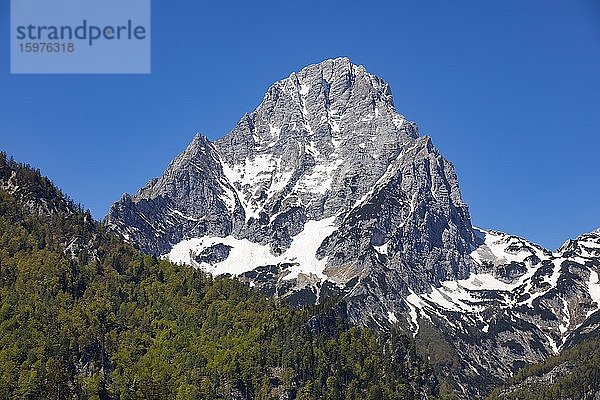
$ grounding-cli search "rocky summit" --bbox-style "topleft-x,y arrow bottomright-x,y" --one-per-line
105,58 -> 600,396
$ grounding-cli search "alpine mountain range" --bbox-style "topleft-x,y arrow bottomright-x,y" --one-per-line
105,57 -> 600,396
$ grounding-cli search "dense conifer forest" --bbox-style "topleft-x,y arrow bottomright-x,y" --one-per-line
0,153 -> 441,399
487,336 -> 600,400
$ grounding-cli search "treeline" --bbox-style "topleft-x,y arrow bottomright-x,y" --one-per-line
487,337 -> 600,400
0,155 -> 441,399
0,151 -> 88,216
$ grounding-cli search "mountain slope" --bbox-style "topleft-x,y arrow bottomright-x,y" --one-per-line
407,228 -> 600,394
107,57 -> 477,304
487,335 -> 600,400
105,58 -> 600,397
0,153 -> 442,399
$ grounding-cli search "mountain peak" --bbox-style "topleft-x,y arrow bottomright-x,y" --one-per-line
191,131 -> 211,144
290,57 -> 358,79
215,58 -> 417,172
105,59 -> 600,394
109,58 -> 476,295
270,57 -> 399,126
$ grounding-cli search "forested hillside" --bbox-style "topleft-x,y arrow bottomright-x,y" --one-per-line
0,153 -> 443,399
486,336 -> 600,400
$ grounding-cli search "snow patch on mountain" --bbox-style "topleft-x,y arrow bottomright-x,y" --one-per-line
221,154 -> 293,219
588,270 -> 600,316
106,57 -> 600,396
401,228 -> 600,356
294,159 -> 344,195
166,217 -> 338,281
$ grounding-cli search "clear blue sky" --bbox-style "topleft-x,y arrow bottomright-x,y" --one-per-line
1,0 -> 599,250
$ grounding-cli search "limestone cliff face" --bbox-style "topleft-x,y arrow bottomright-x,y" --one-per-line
106,57 -> 477,299
105,58 -> 600,397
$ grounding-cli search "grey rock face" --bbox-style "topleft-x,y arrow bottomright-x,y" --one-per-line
106,134 -> 245,256
107,57 -> 475,295
0,159 -> 99,264
319,136 -> 476,294
405,229 -> 600,396
0,163 -> 76,218
105,57 -> 600,397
